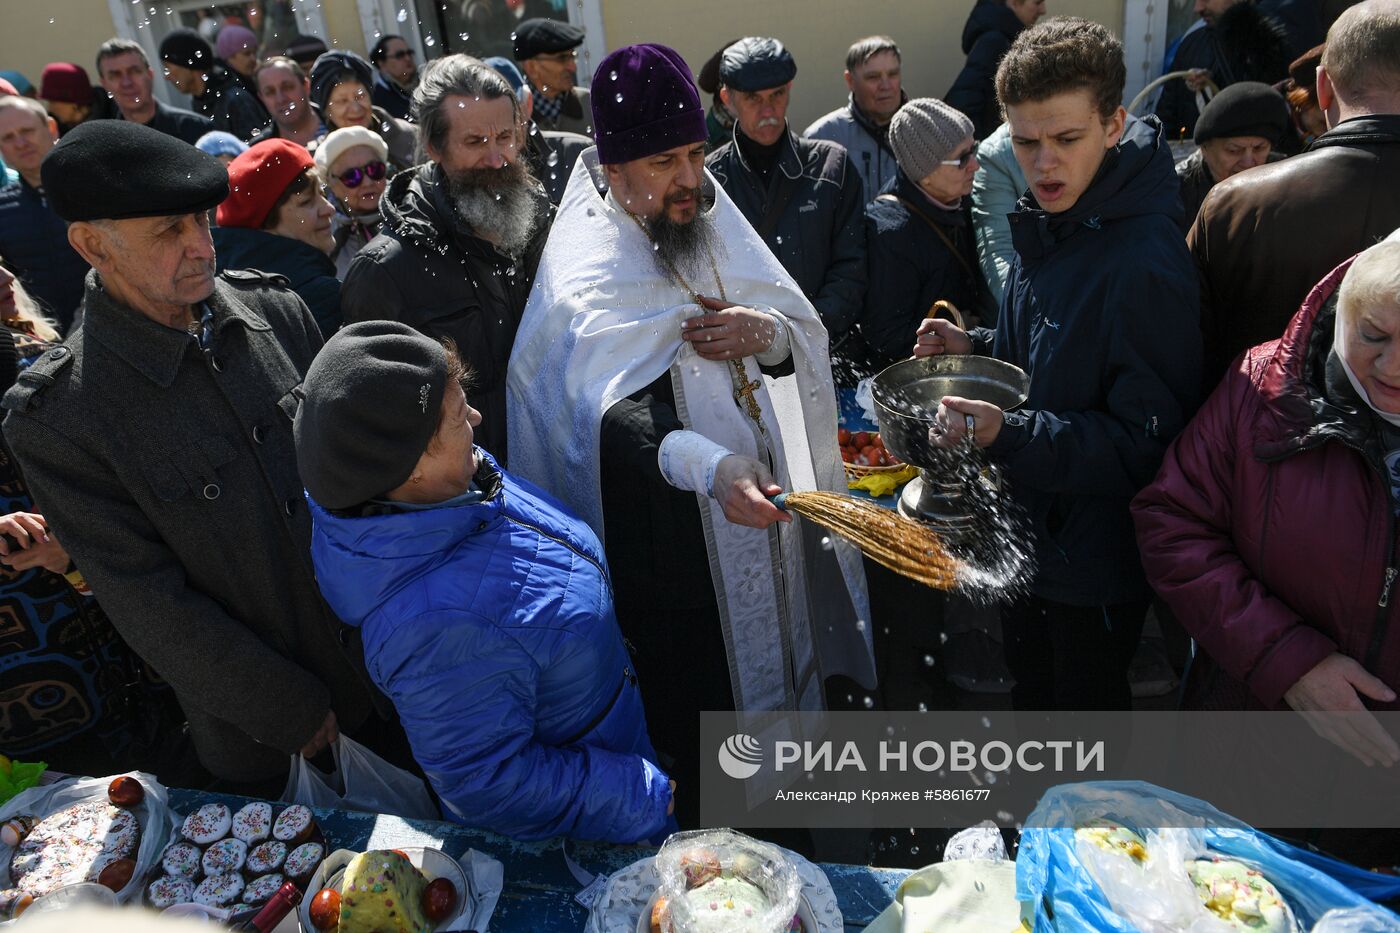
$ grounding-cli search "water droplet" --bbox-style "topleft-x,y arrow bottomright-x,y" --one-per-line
425,35 -> 436,47
862,695 -> 874,709
609,70 -> 618,81
49,16 -> 56,22
910,846 -> 920,855
981,716 -> 991,728
614,93 -> 623,103
819,535 -> 832,550
917,702 -> 928,712
855,618 -> 866,632
396,7 -> 408,21
923,654 -> 935,667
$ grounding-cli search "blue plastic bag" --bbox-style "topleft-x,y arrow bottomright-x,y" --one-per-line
1017,781 -> 1400,932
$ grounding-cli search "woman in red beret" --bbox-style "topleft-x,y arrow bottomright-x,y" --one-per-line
212,138 -> 342,337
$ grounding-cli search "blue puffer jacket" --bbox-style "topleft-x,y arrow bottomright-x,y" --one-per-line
978,116 -> 1202,607
308,451 -> 673,843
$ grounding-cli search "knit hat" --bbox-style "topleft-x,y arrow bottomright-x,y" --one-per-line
314,126 -> 387,177
285,34 -> 329,70
42,120 -> 228,222
591,44 -> 707,165
195,130 -> 248,160
1193,81 -> 1289,145
294,320 -> 450,509
888,98 -> 975,180
215,24 -> 259,61
308,50 -> 374,117
39,63 -> 93,105
217,139 -> 314,228
159,28 -> 215,70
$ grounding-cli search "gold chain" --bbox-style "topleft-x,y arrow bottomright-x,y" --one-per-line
624,210 -> 767,431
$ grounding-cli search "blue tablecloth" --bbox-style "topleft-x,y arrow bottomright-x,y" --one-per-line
168,789 -> 909,931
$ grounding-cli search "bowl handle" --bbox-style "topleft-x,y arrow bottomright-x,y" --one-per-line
924,300 -> 965,330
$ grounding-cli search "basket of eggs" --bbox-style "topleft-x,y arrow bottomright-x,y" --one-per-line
838,428 -> 903,475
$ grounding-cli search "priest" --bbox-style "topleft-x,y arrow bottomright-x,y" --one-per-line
507,43 -> 874,822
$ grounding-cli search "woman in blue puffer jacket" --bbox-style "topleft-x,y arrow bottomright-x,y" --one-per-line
293,320 -> 675,843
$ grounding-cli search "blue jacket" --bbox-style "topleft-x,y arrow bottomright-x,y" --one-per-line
946,0 -> 1025,140
980,116 -> 1201,606
0,178 -> 88,332
213,226 -> 341,338
308,452 -> 673,843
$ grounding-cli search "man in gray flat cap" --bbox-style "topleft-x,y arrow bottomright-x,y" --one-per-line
2,120 -> 400,790
706,37 -> 867,382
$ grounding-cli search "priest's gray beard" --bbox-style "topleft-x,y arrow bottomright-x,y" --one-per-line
646,190 -> 722,283
446,160 -> 540,257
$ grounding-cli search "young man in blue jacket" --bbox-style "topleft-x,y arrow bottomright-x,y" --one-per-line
913,17 -> 1202,710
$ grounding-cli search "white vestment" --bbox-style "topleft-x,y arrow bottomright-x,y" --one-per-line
507,148 -> 876,720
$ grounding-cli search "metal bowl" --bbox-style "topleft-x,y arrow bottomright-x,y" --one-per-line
871,355 -> 1030,468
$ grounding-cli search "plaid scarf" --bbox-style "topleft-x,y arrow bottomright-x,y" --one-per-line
530,79 -> 564,124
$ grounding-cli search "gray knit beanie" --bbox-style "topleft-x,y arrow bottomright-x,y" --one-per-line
888,98 -> 975,181
294,321 -> 450,509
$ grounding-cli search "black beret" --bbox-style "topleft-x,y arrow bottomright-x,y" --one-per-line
40,121 -> 228,223
294,320 -> 450,510
697,38 -> 742,95
159,27 -> 214,70
513,18 -> 585,61
719,37 -> 796,93
309,50 -> 375,115
1193,81 -> 1289,146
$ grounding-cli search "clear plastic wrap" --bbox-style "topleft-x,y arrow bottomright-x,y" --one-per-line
1017,782 -> 1400,933
0,771 -> 174,906
653,829 -> 801,933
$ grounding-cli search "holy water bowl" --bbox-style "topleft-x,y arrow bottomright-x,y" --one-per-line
871,355 -> 1030,530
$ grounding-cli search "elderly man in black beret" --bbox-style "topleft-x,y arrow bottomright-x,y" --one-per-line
514,18 -> 593,137
706,37 -> 867,380
1174,81 -> 1289,233
1,121 -> 399,790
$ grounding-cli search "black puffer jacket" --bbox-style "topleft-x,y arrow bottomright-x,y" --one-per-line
192,65 -> 271,141
946,0 -> 1025,140
1157,3 -> 1291,137
340,163 -> 553,460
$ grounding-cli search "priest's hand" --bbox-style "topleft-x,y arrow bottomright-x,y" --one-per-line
712,455 -> 792,528
1285,653 -> 1399,767
930,396 -> 1003,449
912,317 -> 972,357
683,296 -> 777,361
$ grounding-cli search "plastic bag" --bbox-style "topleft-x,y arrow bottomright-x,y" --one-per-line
1313,908 -> 1400,932
1016,782 -> 1400,933
280,735 -> 439,821
653,829 -> 801,933
0,771 -> 174,904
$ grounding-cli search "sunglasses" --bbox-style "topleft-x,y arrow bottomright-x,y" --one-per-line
388,49 -> 416,61
336,160 -> 387,188
940,150 -> 977,169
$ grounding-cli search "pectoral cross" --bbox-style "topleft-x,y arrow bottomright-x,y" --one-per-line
734,371 -> 763,424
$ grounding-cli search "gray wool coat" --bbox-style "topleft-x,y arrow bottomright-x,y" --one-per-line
2,270 -> 383,782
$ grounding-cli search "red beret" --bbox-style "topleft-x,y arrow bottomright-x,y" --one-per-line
218,139 -> 315,229
40,63 -> 94,105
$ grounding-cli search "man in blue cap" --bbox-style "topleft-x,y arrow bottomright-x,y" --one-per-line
508,43 -> 874,825
706,37 -> 867,382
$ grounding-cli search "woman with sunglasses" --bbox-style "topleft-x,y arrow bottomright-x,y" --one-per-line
316,127 -> 389,278
214,139 -> 344,337
309,51 -> 417,174
851,98 -> 991,375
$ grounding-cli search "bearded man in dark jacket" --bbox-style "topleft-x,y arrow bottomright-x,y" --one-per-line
914,19 -> 1201,712
341,56 -> 553,462
1156,0 -> 1293,138
946,0 -> 1046,139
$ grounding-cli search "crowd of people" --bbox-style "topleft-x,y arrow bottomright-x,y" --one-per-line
0,0 -> 1398,859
